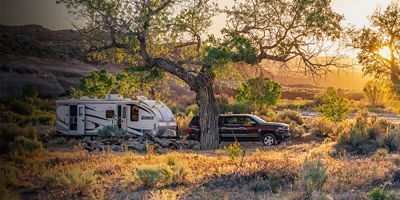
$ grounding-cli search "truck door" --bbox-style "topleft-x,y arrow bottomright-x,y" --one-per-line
77,104 -> 85,135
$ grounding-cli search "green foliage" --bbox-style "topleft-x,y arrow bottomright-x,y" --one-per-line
318,87 -> 350,122
224,141 -> 243,160
370,188 -> 387,200
21,83 -> 39,98
217,102 -> 251,114
298,157 -> 328,198
134,166 -> 168,187
203,32 -> 259,66
97,125 -> 126,138
236,77 -> 281,109
267,173 -> 280,194
71,68 -> 164,98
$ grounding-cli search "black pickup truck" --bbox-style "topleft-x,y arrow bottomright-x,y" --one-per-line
188,114 -> 290,146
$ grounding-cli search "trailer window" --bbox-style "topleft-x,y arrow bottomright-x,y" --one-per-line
106,110 -> 115,118
131,105 -> 139,121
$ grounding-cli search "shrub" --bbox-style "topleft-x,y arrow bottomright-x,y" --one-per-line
278,110 -> 304,125
9,100 -> 32,115
21,83 -> 39,98
169,164 -> 190,185
175,112 -> 193,133
310,117 -> 336,138
48,168 -> 98,194
97,125 -> 126,138
288,121 -> 305,138
135,166 -> 169,187
0,124 -> 40,154
298,157 -> 328,199
11,136 -> 42,153
370,188 -> 387,200
386,126 -> 400,152
147,189 -> 179,200
268,173 -> 280,194
224,141 -> 243,160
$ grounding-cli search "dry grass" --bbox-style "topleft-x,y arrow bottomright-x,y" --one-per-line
0,139 -> 399,200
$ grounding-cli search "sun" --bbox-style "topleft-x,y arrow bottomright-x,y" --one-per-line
378,46 -> 391,59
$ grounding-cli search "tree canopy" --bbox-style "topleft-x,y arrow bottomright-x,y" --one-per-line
225,0 -> 346,76
351,1 -> 400,93
236,77 -> 281,109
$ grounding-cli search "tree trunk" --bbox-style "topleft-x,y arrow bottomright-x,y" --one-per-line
195,78 -> 219,150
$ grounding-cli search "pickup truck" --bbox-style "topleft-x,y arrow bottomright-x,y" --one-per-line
188,114 -> 290,146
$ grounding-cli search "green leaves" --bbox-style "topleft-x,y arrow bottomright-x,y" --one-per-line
318,87 -> 350,122
71,67 -> 164,98
203,32 -> 259,67
235,77 -> 282,108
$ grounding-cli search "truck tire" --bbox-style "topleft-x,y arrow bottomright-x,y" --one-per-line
262,134 -> 276,146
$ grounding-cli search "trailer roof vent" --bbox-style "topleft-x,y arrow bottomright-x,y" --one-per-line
105,94 -> 123,101
137,96 -> 148,101
80,96 -> 90,100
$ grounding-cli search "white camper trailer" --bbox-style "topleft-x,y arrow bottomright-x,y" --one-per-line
56,94 -> 177,138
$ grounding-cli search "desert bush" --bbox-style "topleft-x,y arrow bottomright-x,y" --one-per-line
370,188 -> 387,200
0,124 -> 40,154
386,126 -> 400,152
9,100 -> 32,115
135,166 -> 170,187
267,173 -> 280,193
147,189 -> 179,200
288,121 -> 305,138
298,157 -> 328,199
310,117 -> 336,138
11,136 -> 42,153
47,168 -> 99,195
175,112 -> 193,133
169,164 -> 190,185
224,141 -> 243,160
97,125 -> 126,138
278,109 -> 304,125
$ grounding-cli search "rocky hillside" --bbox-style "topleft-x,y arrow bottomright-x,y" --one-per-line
0,25 -> 98,97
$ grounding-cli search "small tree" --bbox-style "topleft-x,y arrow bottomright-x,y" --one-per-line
363,80 -> 386,108
236,77 -> 281,110
319,87 -> 350,122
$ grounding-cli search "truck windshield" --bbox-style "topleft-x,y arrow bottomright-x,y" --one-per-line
251,115 -> 266,124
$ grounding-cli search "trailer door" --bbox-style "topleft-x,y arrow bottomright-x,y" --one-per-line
77,104 -> 85,134
121,106 -> 127,130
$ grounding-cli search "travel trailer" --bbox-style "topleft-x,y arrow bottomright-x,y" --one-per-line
56,94 -> 177,138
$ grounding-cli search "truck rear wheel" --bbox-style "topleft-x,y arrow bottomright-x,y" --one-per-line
262,134 -> 276,146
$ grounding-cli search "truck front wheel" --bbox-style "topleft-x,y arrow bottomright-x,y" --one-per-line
262,134 -> 276,146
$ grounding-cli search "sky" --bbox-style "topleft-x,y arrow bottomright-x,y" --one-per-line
0,0 -> 394,31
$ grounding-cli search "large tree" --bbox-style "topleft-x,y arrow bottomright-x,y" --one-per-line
59,0 -> 344,149
351,1 -> 400,93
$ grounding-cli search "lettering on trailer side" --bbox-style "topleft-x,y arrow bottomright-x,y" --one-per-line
141,116 -> 154,120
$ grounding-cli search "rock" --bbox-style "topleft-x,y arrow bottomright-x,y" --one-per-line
126,141 -> 146,151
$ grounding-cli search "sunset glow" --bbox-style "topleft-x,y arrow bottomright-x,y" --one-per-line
379,46 -> 392,59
